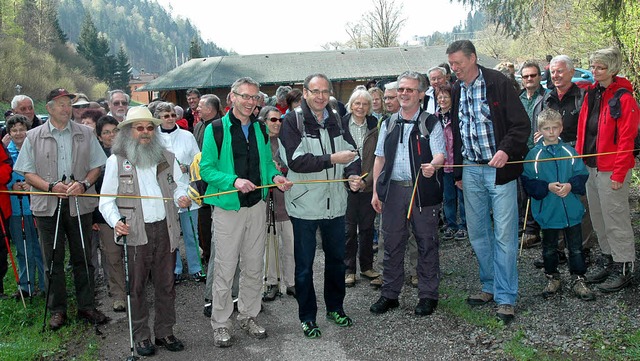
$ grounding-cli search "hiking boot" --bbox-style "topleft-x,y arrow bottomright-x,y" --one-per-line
370,296 -> 399,314
213,327 -> 232,347
345,274 -> 356,288
174,273 -> 186,285
533,257 -> 544,269
203,300 -> 212,318
262,285 -> 279,302
415,298 -> 438,316
301,321 -> 321,338
49,312 -> 67,331
370,275 -> 382,288
155,335 -> 184,352
326,310 -> 353,327
77,308 -> 109,325
192,271 -> 206,282
496,304 -> 515,324
598,262 -> 634,293
286,286 -> 296,297
442,228 -> 455,241
360,269 -> 380,279
520,233 -> 541,248
572,275 -> 596,301
136,339 -> 156,356
542,273 -> 561,298
240,317 -> 268,339
466,291 -> 493,306
585,254 -> 613,284
112,300 -> 126,312
454,229 -> 468,241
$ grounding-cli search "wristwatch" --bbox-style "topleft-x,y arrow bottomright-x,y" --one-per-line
81,180 -> 91,191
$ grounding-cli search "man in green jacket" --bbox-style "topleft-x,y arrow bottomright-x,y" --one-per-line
200,77 -> 290,348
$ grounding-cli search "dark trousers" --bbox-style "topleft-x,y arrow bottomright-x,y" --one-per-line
198,205 -> 212,263
345,191 -> 376,273
381,183 -> 440,300
0,216 -> 9,294
542,223 -> 586,275
36,200 -> 94,313
291,216 -> 346,322
129,219 -> 176,342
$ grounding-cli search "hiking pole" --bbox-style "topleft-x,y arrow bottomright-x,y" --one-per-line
118,217 -> 138,361
519,198 -> 531,257
269,193 -> 281,295
43,175 -> 66,332
70,175 -> 91,286
18,194 -> 32,298
0,210 -> 26,308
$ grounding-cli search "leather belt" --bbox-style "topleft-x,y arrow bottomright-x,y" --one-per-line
390,180 -> 413,187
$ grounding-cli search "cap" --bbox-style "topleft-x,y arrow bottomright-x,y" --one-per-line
46,88 -> 75,102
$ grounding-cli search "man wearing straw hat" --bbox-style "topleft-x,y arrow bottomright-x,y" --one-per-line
99,106 -> 191,356
199,77 -> 290,348
14,88 -> 108,330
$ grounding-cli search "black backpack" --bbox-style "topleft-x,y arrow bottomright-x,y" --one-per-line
609,88 -> 640,157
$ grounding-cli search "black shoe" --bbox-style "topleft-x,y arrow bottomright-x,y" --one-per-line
174,273 -> 185,285
136,339 -> 156,356
155,335 -> 185,352
370,296 -> 399,314
192,271 -> 206,282
286,286 -> 296,297
533,258 -> 544,269
77,308 -> 109,325
262,285 -> 279,302
203,300 -> 212,318
558,251 -> 567,265
415,298 -> 438,316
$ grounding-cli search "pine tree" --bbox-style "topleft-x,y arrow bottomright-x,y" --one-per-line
189,37 -> 202,59
111,45 -> 131,92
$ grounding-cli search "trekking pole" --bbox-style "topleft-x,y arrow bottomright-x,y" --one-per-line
269,193 -> 281,295
70,175 -> 91,286
119,217 -> 139,361
519,198 -> 531,257
18,194 -> 32,298
0,210 -> 26,308
43,175 -> 65,332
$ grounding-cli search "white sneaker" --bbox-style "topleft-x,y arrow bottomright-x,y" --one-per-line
240,317 -> 267,339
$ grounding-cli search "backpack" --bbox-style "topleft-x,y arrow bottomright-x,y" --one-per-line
293,106 -> 343,137
188,152 -> 206,206
609,88 -> 640,157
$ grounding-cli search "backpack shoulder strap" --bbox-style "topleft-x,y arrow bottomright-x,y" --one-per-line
417,111 -> 438,136
385,113 -> 399,135
294,107 -> 305,136
211,118 -> 224,159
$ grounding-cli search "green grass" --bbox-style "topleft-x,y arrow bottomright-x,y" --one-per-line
438,287 -> 504,330
586,327 -> 640,360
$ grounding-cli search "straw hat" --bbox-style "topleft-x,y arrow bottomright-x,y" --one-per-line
117,106 -> 162,129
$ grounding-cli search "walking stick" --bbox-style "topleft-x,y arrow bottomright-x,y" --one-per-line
70,175 -> 91,286
18,194 -> 32,298
43,174 -> 65,332
269,193 -> 281,293
0,210 -> 26,308
119,217 -> 139,361
519,198 -> 531,257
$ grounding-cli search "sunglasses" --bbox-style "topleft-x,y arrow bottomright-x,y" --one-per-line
162,113 -> 178,119
521,74 -> 538,79
134,125 -> 156,132
113,101 -> 129,106
73,104 -> 90,109
268,117 -> 282,123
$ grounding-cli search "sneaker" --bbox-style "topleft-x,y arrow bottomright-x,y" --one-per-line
155,335 -> 184,352
598,262 -> 634,293
454,229 -> 468,241
240,317 -> 268,339
203,300 -> 212,318
112,300 -> 126,312
213,327 -> 232,347
345,274 -> 356,288
326,310 -> 353,327
466,291 -> 493,306
136,338 -> 156,356
572,275 -> 596,301
286,286 -> 296,297
262,285 -> 279,302
370,275 -> 383,288
542,274 -> 561,298
192,271 -> 206,282
496,304 -> 515,324
301,321 -> 321,338
360,269 -> 380,279
441,228 -> 455,241
520,233 -> 541,248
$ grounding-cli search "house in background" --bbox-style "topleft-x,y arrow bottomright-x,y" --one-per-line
139,45 -> 499,108
130,68 -> 159,104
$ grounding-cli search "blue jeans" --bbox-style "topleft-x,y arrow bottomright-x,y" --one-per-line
175,210 -> 202,275
542,223 -> 586,275
463,162 -> 519,305
443,172 -> 466,230
291,216 -> 346,323
9,215 -> 45,293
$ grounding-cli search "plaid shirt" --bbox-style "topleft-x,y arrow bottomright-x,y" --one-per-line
458,69 -> 497,162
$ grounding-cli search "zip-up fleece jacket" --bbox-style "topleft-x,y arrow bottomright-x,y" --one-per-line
200,111 -> 280,211
575,76 -> 639,183
279,100 -> 361,220
343,113 -> 378,193
521,140 -> 588,229
451,66 -> 530,185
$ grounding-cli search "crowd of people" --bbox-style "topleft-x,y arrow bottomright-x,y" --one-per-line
0,39 -> 638,357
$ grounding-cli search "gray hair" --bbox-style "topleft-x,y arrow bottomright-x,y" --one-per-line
303,73 -> 333,93
275,86 -> 292,101
397,71 -> 429,92
590,47 -> 622,75
231,77 -> 260,93
201,94 -> 222,116
346,88 -> 373,115
153,102 -> 175,118
257,106 -> 280,121
385,81 -> 398,90
11,95 -> 34,110
427,66 -> 447,78
174,105 -> 184,118
108,89 -> 130,103
550,55 -> 574,71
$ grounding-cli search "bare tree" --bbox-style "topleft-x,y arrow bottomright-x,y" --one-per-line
363,0 -> 406,48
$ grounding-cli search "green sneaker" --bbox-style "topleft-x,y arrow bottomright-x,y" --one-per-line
326,311 -> 353,327
301,321 -> 321,338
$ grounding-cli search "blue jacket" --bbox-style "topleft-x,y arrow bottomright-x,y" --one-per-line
521,140 -> 588,229
7,141 -> 31,216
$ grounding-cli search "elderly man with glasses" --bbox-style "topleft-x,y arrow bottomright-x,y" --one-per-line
107,90 -> 130,123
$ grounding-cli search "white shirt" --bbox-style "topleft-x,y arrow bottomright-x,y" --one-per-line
157,127 -> 201,211
99,154 -> 189,228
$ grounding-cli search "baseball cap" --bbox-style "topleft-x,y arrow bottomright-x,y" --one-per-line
46,88 -> 75,102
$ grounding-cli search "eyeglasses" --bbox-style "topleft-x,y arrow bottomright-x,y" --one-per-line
521,74 -> 538,79
383,96 -> 397,101
268,117 -> 282,123
162,113 -> 178,119
100,129 -> 119,136
233,91 -> 262,102
306,89 -> 331,97
590,65 -> 608,71
133,125 -> 156,132
397,88 -> 418,94
73,104 -> 90,109
112,101 -> 129,106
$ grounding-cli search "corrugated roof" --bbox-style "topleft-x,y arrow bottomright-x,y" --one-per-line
140,45 -> 499,91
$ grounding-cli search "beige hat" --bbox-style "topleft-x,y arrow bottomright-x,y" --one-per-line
117,106 -> 162,129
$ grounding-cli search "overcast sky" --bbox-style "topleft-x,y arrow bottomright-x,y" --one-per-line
155,0 -> 471,55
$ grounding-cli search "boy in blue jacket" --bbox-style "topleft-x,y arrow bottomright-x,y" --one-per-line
521,109 -> 595,301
